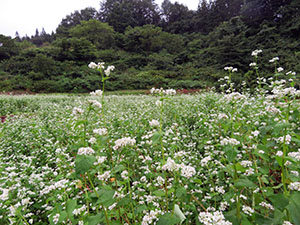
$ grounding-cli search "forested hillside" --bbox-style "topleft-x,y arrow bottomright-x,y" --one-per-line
0,0 -> 299,93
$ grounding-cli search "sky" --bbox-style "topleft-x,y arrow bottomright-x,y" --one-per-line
0,0 -> 199,38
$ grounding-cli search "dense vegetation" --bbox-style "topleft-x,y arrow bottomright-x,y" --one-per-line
0,0 -> 300,92
1,71 -> 300,224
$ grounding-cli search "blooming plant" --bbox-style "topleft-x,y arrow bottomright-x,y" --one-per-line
0,55 -> 300,225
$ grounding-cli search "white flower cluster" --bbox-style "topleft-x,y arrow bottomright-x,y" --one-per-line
77,147 -> 95,155
198,211 -> 232,225
181,164 -> 196,178
249,62 -> 257,67
269,57 -> 279,63
223,92 -> 246,101
162,158 -> 196,178
142,209 -> 162,225
72,107 -> 84,116
283,221 -> 293,225
90,89 -> 103,96
149,119 -> 160,127
271,86 -> 300,98
0,188 -> 9,201
242,205 -> 254,216
259,201 -> 274,211
277,134 -> 292,144
93,128 -> 108,136
121,170 -> 129,180
288,150 -> 300,161
251,49 -> 262,57
286,71 -> 296,76
240,160 -> 252,167
88,62 -> 115,76
53,213 -> 60,224
113,137 -> 136,150
288,182 -> 300,191
88,100 -> 102,109
224,66 -> 238,72
218,113 -> 228,120
150,87 -> 176,95
73,205 -> 87,216
40,179 -> 69,196
94,156 -> 107,165
162,157 -> 180,172
277,67 -> 284,72
97,171 -> 111,181
220,137 -> 240,146
104,65 -> 115,76
201,156 -> 211,167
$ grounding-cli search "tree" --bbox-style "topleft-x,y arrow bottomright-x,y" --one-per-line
69,20 -> 115,49
99,0 -> 160,33
160,1 -> 194,33
56,7 -> 98,37
0,35 -> 19,61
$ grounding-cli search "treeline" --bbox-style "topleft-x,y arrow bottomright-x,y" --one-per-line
0,0 -> 300,93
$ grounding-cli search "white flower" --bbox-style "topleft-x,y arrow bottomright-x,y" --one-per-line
240,160 -> 252,167
93,128 -> 108,136
259,201 -> 274,210
162,157 -> 180,172
88,100 -> 102,109
232,68 -> 238,72
180,164 -> 196,178
242,205 -> 254,216
121,170 -> 129,180
198,211 -> 232,225
113,137 -> 136,150
201,156 -> 211,167
251,49 -> 262,57
72,107 -> 84,116
224,66 -> 233,71
97,171 -> 111,181
269,57 -> 279,63
77,147 -> 95,155
104,65 -> 115,76
0,188 -> 9,201
155,100 -> 162,107
53,213 -> 60,224
88,137 -> 97,144
283,221 -> 293,225
149,119 -> 160,127
220,137 -> 240,146
276,151 -> 283,157
88,62 -> 97,69
249,62 -> 257,67
251,130 -> 260,137
277,67 -> 284,72
90,90 -> 103,96
289,182 -> 300,191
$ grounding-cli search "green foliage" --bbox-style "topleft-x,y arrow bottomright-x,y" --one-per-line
69,20 -> 115,49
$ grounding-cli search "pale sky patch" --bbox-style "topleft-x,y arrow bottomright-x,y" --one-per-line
0,0 -> 199,38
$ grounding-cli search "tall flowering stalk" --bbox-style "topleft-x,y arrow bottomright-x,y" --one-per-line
250,49 -> 262,89
88,62 -> 115,113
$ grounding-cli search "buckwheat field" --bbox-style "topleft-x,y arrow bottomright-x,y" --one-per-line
1,53 -> 300,225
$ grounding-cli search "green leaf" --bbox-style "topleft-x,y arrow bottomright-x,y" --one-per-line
98,188 -> 115,205
176,187 -> 187,198
86,213 -> 105,225
153,189 -> 165,197
157,213 -> 181,225
75,155 -> 96,175
66,199 -> 77,218
275,156 -> 283,167
152,132 -> 162,145
269,194 -> 288,210
225,147 -> 237,162
113,165 -> 126,173
235,178 -> 256,188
